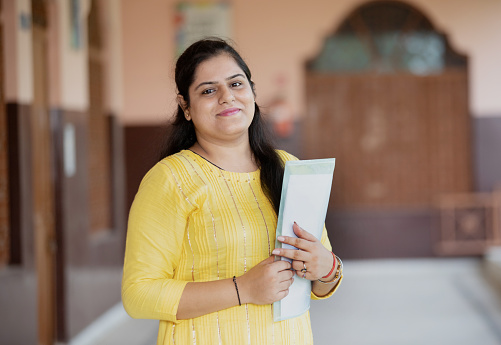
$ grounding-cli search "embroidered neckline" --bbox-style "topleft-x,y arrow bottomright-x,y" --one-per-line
188,150 -> 225,171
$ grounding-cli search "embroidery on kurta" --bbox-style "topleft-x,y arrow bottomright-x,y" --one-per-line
220,169 -> 252,345
180,153 -> 223,345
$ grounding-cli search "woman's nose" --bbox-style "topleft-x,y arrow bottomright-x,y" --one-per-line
219,86 -> 235,104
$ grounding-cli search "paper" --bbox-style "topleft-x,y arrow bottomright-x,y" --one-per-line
273,158 -> 335,322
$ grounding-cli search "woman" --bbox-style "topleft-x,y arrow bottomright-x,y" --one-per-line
122,38 -> 342,345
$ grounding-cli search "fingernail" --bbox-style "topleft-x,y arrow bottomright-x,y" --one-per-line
272,249 -> 280,255
277,236 -> 284,242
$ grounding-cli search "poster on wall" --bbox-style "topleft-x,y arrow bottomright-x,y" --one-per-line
174,2 -> 232,56
70,0 -> 82,50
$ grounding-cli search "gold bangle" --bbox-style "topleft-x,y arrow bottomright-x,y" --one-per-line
317,255 -> 343,284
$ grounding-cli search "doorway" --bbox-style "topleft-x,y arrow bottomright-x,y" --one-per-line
304,1 -> 472,258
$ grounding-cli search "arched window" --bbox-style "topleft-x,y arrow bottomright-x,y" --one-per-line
304,0 -> 471,209
308,1 -> 466,74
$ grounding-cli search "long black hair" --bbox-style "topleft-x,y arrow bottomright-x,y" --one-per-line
158,38 -> 284,214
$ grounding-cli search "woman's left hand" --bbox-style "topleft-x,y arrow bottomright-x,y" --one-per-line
271,222 -> 334,280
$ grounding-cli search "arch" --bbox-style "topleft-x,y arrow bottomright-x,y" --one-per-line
307,0 -> 467,74
303,0 -> 472,210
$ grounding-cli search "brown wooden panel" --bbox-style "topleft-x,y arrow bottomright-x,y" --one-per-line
325,208 -> 437,259
435,192 -> 501,256
88,0 -> 111,235
88,58 -> 111,234
125,125 -> 163,212
6,104 -> 34,267
32,4 -> 56,342
304,70 -> 472,209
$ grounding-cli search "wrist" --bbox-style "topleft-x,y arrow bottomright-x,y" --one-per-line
234,275 -> 250,305
321,252 -> 337,280
232,276 -> 242,306
318,254 -> 343,284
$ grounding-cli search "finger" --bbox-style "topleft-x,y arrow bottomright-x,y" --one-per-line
276,235 -> 312,251
278,277 -> 294,290
296,269 -> 309,279
272,248 -> 309,262
277,269 -> 295,282
293,222 -> 318,242
271,258 -> 292,271
292,259 -> 308,272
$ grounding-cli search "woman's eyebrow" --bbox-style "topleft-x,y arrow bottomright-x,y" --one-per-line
226,73 -> 245,81
194,74 -> 246,91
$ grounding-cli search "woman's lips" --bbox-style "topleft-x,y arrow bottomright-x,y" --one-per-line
218,108 -> 240,117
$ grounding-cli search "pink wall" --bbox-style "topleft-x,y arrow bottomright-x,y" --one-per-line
121,0 -> 501,125
121,0 -> 176,124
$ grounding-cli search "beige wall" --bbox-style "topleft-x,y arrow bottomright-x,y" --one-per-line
101,0 -> 124,116
2,0 -> 33,104
413,0 -> 501,116
2,0 -> 123,115
121,0 -> 175,124
121,0 -> 501,125
56,0 -> 91,111
2,0 -> 499,120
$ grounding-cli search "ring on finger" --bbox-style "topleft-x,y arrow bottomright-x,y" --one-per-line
300,262 -> 307,274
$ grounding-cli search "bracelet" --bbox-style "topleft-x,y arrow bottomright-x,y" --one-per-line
322,252 -> 337,279
318,255 -> 343,284
233,276 -> 241,306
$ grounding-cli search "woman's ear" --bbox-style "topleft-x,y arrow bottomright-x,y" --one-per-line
177,94 -> 191,121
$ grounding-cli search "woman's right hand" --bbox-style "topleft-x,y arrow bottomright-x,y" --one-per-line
237,256 -> 294,305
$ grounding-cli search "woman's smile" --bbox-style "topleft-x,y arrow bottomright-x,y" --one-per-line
217,107 -> 240,117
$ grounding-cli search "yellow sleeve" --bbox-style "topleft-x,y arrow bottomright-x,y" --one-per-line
275,149 -> 299,163
121,160 -> 193,323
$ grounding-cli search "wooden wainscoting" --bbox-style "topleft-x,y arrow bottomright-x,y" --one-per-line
304,70 -> 472,210
435,190 -> 501,256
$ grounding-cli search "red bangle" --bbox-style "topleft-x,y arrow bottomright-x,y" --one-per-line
322,252 -> 337,279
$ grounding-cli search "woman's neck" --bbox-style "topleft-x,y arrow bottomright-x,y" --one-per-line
190,139 -> 257,173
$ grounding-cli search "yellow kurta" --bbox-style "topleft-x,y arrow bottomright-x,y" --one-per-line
122,149 -> 339,345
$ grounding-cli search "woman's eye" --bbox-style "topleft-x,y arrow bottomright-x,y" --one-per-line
231,81 -> 242,87
202,88 -> 215,95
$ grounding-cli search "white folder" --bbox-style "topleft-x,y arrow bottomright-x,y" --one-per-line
273,158 -> 336,322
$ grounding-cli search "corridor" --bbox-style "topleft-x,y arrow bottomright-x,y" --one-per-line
71,258 -> 501,345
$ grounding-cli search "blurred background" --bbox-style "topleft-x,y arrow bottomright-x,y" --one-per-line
1,0 -> 500,344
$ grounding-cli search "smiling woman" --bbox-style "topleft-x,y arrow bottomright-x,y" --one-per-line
121,38 -> 342,345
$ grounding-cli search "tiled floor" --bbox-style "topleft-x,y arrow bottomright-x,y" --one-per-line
70,258 -> 501,345
310,258 -> 501,345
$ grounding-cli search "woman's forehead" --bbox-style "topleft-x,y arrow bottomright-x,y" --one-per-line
192,54 -> 245,84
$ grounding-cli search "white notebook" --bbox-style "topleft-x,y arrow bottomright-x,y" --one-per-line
273,158 -> 336,322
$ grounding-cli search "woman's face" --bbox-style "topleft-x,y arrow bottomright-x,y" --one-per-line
182,53 -> 255,145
